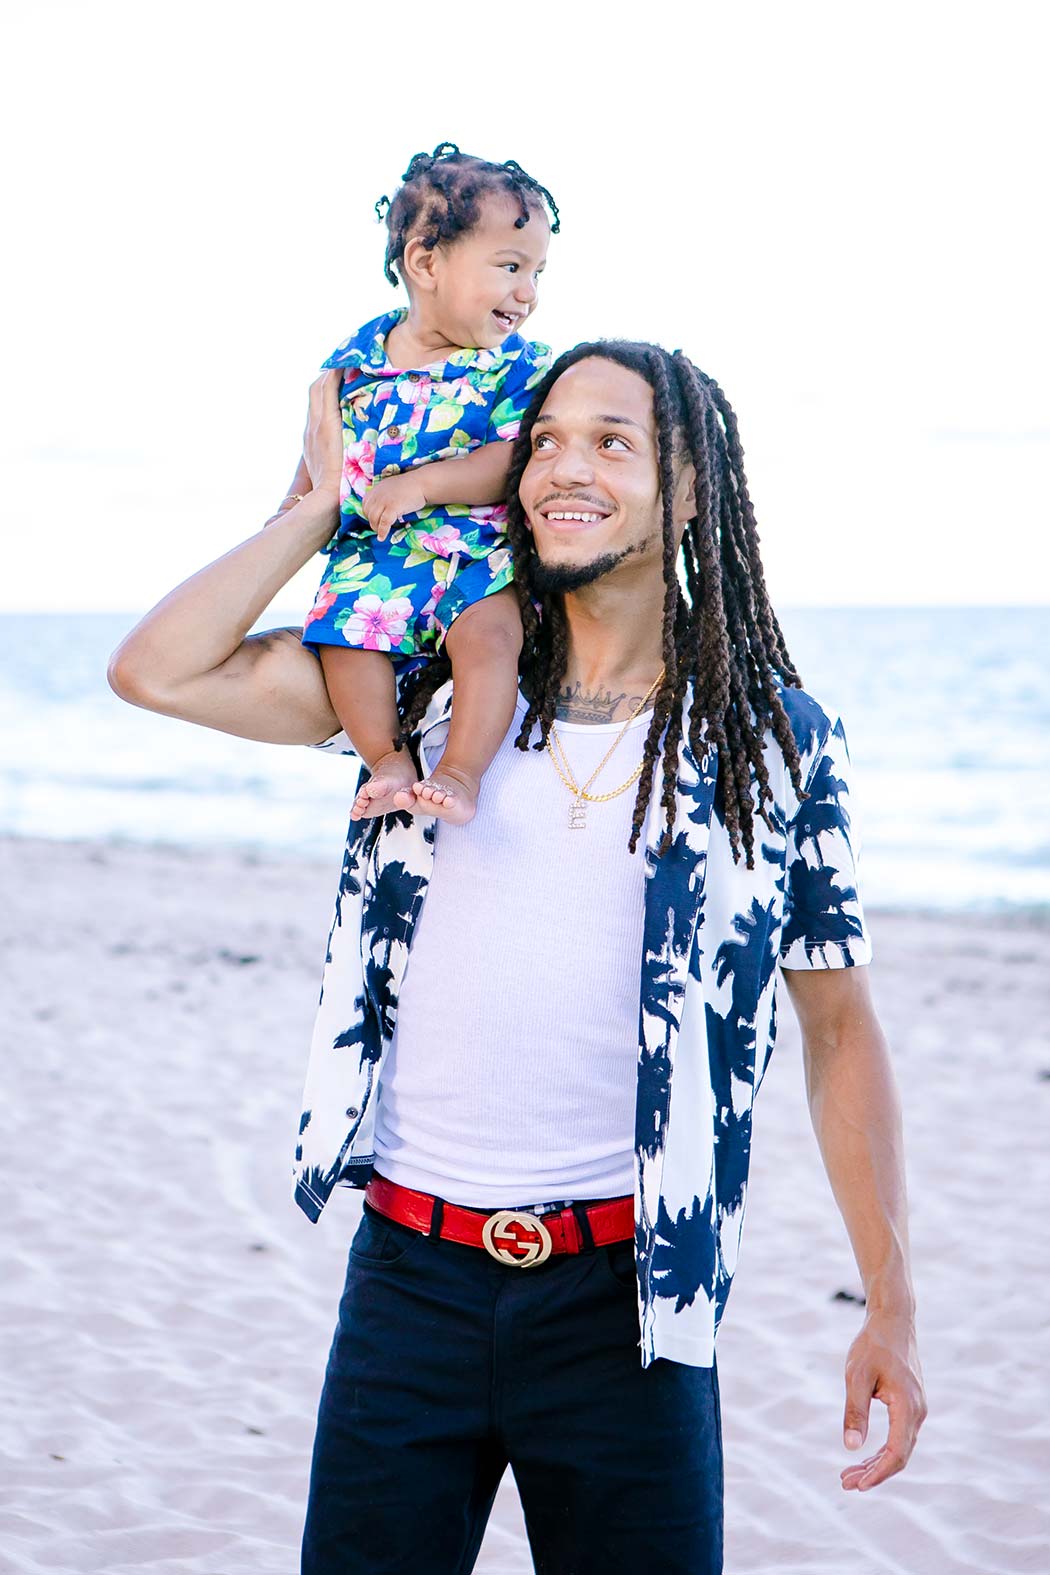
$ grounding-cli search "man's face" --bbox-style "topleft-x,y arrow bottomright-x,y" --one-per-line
518,358 -> 683,588
430,195 -> 549,350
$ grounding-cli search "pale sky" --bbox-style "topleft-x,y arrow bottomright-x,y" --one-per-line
2,0 -> 1046,613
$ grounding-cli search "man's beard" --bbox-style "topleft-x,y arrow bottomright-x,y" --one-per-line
528,542 -> 638,595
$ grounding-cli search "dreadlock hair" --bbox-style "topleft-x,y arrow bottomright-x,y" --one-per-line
502,340 -> 809,867
374,141 -> 561,288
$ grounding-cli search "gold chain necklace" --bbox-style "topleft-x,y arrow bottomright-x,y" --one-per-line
545,669 -> 665,830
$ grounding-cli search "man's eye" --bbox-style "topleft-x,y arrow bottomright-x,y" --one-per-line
533,433 -> 554,449
600,435 -> 629,450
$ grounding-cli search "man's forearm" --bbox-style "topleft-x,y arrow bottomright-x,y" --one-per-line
107,490 -> 341,743
804,1020 -> 916,1318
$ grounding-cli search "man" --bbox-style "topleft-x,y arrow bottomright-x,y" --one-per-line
109,343 -> 927,1574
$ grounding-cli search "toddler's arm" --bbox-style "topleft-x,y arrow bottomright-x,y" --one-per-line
363,441 -> 514,538
418,439 -> 514,507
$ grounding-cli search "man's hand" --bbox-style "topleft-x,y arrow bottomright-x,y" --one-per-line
840,1308 -> 927,1491
362,472 -> 428,540
303,368 -> 345,503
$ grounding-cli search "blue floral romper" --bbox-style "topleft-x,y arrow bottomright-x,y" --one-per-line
301,310 -> 551,675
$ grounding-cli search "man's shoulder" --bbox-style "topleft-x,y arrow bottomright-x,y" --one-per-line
682,674 -> 840,756
770,676 -> 840,761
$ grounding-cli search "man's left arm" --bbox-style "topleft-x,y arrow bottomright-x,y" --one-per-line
781,964 -> 928,1492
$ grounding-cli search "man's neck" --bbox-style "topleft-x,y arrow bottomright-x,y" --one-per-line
539,570 -> 668,725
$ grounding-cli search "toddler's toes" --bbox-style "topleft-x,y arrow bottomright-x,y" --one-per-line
414,779 -> 454,805
350,785 -> 375,821
351,761 -> 418,820
412,774 -> 477,826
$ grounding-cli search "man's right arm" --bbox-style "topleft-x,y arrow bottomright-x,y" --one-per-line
108,371 -> 346,746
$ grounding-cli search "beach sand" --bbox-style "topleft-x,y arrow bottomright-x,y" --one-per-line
2,834 -> 1048,1575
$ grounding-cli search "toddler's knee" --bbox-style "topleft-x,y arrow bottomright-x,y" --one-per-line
447,602 -> 523,663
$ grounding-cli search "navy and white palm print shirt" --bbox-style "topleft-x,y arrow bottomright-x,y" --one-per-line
293,676 -> 873,1369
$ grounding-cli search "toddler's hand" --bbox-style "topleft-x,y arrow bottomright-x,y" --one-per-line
363,474 -> 429,541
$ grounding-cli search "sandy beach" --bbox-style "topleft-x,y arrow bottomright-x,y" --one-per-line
2,833 -> 1048,1575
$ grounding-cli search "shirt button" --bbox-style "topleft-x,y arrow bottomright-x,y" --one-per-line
346,1106 -> 359,1119
407,372 -> 420,383
387,426 -> 402,441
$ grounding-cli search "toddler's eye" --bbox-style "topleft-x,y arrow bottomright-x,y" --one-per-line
503,262 -> 519,273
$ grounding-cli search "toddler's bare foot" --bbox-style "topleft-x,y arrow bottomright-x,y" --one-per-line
412,764 -> 480,826
351,749 -> 419,820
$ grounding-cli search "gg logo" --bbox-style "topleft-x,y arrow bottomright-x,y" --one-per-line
481,1210 -> 554,1267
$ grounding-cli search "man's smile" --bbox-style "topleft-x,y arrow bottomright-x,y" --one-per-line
536,496 -> 614,531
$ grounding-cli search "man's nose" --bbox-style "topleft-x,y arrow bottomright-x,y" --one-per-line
548,442 -> 596,488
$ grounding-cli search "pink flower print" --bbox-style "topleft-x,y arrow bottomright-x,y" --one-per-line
343,440 -> 375,498
492,417 -> 521,442
394,373 -> 431,406
416,524 -> 463,557
420,580 -> 442,622
304,584 -> 338,628
344,592 -> 414,652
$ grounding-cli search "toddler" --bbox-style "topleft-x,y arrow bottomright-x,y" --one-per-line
300,142 -> 559,824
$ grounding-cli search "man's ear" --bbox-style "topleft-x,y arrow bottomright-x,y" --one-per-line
400,237 -> 439,295
671,456 -> 697,533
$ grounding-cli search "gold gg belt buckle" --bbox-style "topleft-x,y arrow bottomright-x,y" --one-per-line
481,1209 -> 554,1267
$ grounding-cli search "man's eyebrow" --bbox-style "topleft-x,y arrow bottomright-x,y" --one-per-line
532,411 -> 646,430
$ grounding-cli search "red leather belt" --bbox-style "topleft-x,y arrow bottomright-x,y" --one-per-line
364,1172 -> 634,1268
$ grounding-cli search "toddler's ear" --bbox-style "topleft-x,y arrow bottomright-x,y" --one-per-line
401,237 -> 439,295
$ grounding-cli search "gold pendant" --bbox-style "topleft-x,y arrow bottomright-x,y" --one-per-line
569,797 -> 587,830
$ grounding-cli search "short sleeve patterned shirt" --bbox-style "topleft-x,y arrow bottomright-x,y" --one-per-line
293,678 -> 875,1369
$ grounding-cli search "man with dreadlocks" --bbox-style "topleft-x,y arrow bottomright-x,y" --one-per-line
110,343 -> 926,1575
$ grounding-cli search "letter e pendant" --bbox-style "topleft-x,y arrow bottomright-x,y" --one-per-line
569,797 -> 587,830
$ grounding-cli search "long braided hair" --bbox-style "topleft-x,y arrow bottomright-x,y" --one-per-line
398,340 -> 808,868
375,141 -> 561,287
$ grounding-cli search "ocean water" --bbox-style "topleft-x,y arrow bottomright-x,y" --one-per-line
0,608 -> 1046,914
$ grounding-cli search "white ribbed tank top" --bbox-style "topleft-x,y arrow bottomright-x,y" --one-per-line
372,690 -> 653,1208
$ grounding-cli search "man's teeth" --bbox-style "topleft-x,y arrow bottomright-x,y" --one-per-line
546,511 -> 605,522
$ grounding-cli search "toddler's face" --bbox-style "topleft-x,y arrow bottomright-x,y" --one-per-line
429,194 -> 549,350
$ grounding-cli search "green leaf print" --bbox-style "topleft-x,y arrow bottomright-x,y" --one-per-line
427,400 -> 465,433
449,428 -> 473,449
327,555 -> 376,591
399,431 -> 419,460
490,395 -> 517,429
356,573 -> 394,600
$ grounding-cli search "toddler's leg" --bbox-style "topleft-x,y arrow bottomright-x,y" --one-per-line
319,646 -> 418,820
414,587 -> 523,825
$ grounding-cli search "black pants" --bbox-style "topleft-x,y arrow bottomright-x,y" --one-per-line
301,1202 -> 724,1574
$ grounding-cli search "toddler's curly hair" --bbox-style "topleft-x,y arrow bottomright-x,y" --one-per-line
375,141 -> 560,287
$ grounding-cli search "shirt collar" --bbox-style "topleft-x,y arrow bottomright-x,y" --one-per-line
324,310 -> 522,380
